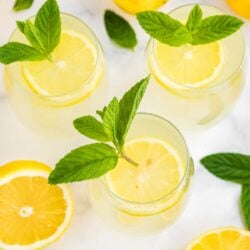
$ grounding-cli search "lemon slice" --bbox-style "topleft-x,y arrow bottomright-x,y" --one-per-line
150,41 -> 224,89
22,31 -> 98,97
105,137 -> 184,203
114,0 -> 167,14
0,161 -> 73,249
187,227 -> 250,250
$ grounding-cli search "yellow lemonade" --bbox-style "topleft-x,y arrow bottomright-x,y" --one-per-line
227,0 -> 250,19
5,14 -> 106,137
88,113 -> 193,234
114,0 -> 168,14
146,4 -> 245,130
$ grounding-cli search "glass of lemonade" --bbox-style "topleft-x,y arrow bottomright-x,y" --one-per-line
88,113 -> 193,234
145,4 -> 245,130
226,0 -> 250,19
113,0 -> 168,14
4,14 -> 106,137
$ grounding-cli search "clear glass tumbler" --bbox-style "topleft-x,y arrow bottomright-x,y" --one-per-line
5,14 -> 106,137
88,113 -> 194,234
145,4 -> 245,130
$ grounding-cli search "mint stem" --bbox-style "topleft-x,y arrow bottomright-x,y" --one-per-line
121,151 -> 139,167
46,53 -> 53,62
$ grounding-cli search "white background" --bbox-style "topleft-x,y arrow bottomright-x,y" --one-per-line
0,0 -> 250,249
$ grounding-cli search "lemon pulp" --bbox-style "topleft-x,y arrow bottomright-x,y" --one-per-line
0,161 -> 73,249
22,31 -> 98,97
150,41 -> 224,89
187,227 -> 250,250
105,137 -> 184,203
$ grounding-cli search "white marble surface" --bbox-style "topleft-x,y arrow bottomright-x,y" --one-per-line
0,0 -> 250,249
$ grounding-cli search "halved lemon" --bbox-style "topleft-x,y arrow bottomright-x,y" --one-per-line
0,161 -> 73,249
114,0 -> 167,14
150,41 -> 224,89
22,31 -> 99,98
187,227 -> 250,250
105,137 -> 184,203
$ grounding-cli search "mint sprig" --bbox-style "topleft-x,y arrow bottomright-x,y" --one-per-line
0,0 -> 61,64
136,4 -> 244,47
201,153 -> 250,230
49,76 -> 150,184
104,10 -> 137,50
13,0 -> 34,11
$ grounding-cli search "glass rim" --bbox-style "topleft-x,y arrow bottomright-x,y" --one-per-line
149,3 -> 245,91
100,112 -> 191,206
6,12 -> 103,100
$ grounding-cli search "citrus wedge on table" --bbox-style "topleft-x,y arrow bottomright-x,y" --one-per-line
114,0 -> 167,14
187,227 -> 250,250
0,160 -> 73,249
105,137 -> 184,204
22,31 -> 99,98
150,41 -> 224,88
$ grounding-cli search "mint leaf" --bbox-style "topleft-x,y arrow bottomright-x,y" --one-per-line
136,11 -> 188,47
104,10 -> 137,49
241,185 -> 250,229
117,75 -> 150,146
73,116 -> 110,142
174,27 -> 192,44
137,6 -> 244,47
49,143 -> 118,184
0,42 -> 46,64
191,15 -> 244,45
16,21 -> 26,34
201,153 -> 250,184
24,21 -> 47,54
96,107 -> 107,119
35,0 -> 61,53
103,97 -> 119,142
186,4 -> 202,33
13,0 -> 34,11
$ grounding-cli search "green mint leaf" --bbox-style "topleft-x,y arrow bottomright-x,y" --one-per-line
186,4 -> 202,33
49,143 -> 118,184
24,21 -> 47,54
13,0 -> 34,11
104,10 -> 137,50
73,116 -> 110,142
191,15 -> 244,45
136,11 -> 188,47
174,27 -> 192,44
117,75 -> 150,146
103,97 -> 119,142
96,107 -> 106,119
0,42 -> 46,64
241,185 -> 250,230
35,0 -> 61,53
201,153 -> 250,185
16,21 -> 26,34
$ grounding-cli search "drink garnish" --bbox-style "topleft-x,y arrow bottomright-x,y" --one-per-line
49,75 -> 150,184
0,0 -> 61,64
137,4 -> 244,47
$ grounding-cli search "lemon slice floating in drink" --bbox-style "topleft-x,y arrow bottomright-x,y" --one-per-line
22,31 -> 99,100
150,41 -> 224,89
105,137 -> 184,204
187,227 -> 250,250
0,161 -> 73,249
